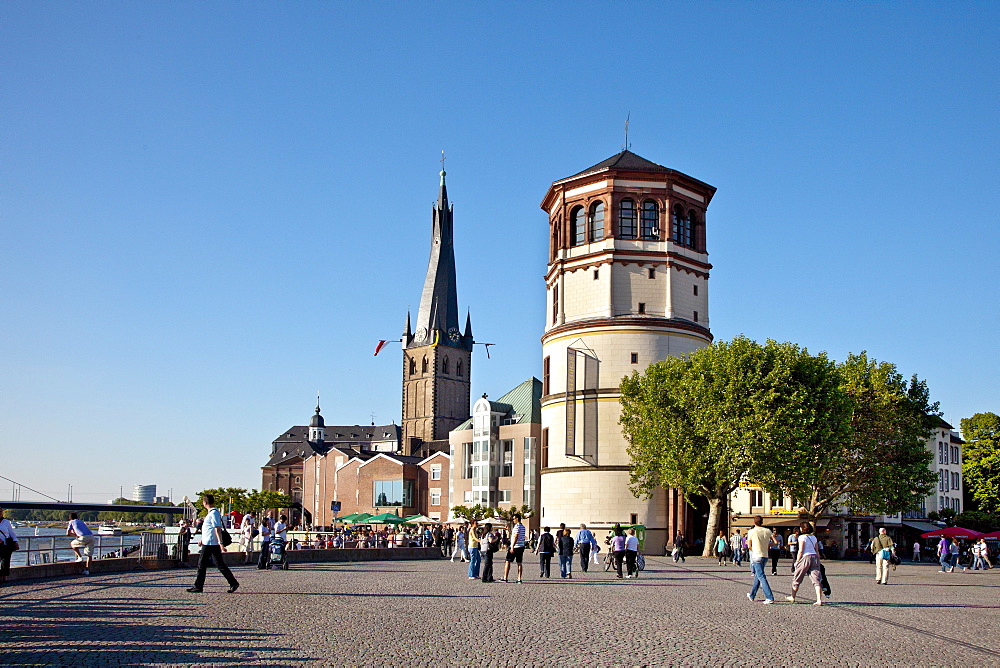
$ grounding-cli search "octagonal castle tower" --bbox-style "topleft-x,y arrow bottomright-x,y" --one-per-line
539,150 -> 715,549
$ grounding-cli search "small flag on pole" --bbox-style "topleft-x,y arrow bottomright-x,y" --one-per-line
374,339 -> 401,356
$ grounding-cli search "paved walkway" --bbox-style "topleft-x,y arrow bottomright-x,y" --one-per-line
1,556 -> 997,666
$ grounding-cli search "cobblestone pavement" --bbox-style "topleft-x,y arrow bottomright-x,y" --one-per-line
1,556 -> 997,666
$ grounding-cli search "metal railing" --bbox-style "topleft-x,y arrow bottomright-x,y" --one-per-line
10,534 -> 135,567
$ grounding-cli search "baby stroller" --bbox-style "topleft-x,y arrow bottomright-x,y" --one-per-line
269,537 -> 290,570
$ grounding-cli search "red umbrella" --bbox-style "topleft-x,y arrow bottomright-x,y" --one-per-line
920,526 -> 985,540
981,530 -> 1000,539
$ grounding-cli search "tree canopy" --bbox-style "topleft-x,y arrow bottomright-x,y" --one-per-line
790,353 -> 937,518
960,412 -> 1000,513
620,335 -> 850,556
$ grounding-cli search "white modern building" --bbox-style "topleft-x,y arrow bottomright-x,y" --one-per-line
132,484 -> 156,503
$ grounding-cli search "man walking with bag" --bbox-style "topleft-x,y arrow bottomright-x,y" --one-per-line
187,494 -> 240,593
871,527 -> 896,585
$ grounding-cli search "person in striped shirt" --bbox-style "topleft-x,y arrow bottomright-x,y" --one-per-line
500,514 -> 527,583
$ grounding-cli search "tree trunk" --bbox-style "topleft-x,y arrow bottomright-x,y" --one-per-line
702,497 -> 724,557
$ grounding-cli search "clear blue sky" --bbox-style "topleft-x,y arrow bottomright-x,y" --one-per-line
2,2 -> 997,504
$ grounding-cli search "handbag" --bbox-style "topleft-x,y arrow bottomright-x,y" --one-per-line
220,528 -> 233,547
5,537 -> 18,552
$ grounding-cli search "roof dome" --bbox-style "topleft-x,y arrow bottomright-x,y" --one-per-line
310,405 -> 325,428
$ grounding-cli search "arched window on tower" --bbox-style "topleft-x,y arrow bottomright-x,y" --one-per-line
456,359 -> 463,377
588,201 -> 605,242
640,201 -> 659,239
571,206 -> 585,246
409,357 -> 416,376
687,209 -> 700,250
618,199 -> 636,238
672,204 -> 690,247
421,357 -> 428,373
442,357 -> 450,374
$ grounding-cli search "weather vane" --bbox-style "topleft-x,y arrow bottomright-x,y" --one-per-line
623,112 -> 631,151
440,150 -> 446,171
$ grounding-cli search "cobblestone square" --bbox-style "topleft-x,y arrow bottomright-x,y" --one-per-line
1,556 -> 997,666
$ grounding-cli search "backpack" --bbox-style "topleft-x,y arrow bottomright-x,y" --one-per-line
487,533 -> 501,553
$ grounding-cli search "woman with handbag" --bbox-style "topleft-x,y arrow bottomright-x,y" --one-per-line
0,507 -> 20,586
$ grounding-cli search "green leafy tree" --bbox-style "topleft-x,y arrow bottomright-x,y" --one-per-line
449,504 -> 495,522
953,510 -> 1000,533
960,412 -> 1000,513
244,490 -> 294,519
621,335 -> 850,556
195,488 -> 248,517
938,507 -> 957,526
790,354 -> 937,519
492,505 -> 534,523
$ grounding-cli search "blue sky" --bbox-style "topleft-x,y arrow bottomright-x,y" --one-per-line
2,2 -> 997,503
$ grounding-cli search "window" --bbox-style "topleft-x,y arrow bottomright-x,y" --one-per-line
541,428 -> 549,469
588,201 -> 605,242
672,205 -> 693,247
630,513 -> 638,525
955,498 -> 960,513
693,310 -> 699,322
630,352 -> 638,364
571,206 -> 585,246
638,302 -> 646,315
688,210 -> 700,250
770,491 -> 784,508
750,490 -> 764,507
463,442 -> 473,479
499,490 -> 511,503
952,472 -> 960,489
693,284 -> 698,296
373,480 -> 413,507
552,284 -> 559,324
502,439 -> 514,477
431,466 -> 441,480
938,443 -> 945,464
640,201 -> 659,239
430,491 -> 441,506
648,267 -> 655,279
442,357 -> 449,374
456,359 -> 463,377
952,446 -> 960,464
421,357 -> 428,373
619,199 -> 637,238
409,358 -> 416,375
593,269 -> 599,280
463,491 -> 473,503
543,356 -> 550,395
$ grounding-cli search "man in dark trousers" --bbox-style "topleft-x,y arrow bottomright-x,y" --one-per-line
575,524 -> 595,572
187,494 -> 239,593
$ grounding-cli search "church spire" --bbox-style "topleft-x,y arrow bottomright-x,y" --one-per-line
410,160 -> 467,350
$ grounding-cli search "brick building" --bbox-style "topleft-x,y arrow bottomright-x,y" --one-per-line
262,166 -> 472,527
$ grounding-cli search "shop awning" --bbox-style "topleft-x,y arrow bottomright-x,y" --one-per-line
902,520 -> 943,533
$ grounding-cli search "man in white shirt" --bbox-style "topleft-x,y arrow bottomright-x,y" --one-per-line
500,514 -> 527,583
912,541 -> 922,562
66,513 -> 95,575
187,494 -> 240,593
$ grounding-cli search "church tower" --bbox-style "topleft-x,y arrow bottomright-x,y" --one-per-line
538,150 -> 715,550
401,167 -> 474,455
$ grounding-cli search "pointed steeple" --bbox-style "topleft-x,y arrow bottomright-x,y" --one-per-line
464,309 -> 473,340
410,163 -> 468,350
403,310 -> 412,345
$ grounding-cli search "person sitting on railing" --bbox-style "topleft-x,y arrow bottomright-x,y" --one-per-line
66,513 -> 95,575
